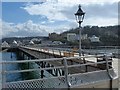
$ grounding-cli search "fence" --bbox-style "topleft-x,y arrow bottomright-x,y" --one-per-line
0,55 -> 113,88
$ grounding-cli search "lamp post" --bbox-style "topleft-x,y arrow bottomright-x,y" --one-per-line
75,5 -> 85,56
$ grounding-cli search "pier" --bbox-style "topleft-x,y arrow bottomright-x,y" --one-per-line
0,46 -> 119,89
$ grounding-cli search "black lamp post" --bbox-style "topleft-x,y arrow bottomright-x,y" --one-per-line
75,4 -> 85,56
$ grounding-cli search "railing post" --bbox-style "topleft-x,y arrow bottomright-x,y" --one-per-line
83,53 -> 87,72
105,55 -> 113,90
59,50 -> 61,56
52,49 -> 54,55
2,62 -> 6,88
63,57 -> 71,88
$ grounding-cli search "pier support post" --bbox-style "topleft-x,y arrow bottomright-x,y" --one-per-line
41,61 -> 44,78
62,70 -> 64,76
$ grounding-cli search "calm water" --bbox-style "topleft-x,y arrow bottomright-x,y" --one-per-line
1,52 -> 22,82
1,51 -> 53,82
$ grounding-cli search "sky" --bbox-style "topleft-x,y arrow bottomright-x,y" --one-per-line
0,0 -> 119,38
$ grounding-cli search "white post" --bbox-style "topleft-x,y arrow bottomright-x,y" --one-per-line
105,55 -> 113,89
63,57 -> 71,88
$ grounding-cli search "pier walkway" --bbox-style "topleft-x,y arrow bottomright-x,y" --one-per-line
0,46 -> 119,89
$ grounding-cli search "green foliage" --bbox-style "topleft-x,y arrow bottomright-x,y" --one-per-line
60,25 -> 119,46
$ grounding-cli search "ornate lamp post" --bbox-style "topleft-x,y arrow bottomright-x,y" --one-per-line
75,5 -> 85,56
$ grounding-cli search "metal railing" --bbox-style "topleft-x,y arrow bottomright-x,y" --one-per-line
0,54 -> 113,88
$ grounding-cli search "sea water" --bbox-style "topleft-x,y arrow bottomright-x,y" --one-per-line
1,52 -> 22,82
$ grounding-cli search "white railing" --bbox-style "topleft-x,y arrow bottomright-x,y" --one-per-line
0,55 -> 113,88
20,46 -> 114,57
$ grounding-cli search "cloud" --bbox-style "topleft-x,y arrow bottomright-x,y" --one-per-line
85,17 -> 118,26
2,20 -> 48,38
1,20 -> 76,38
21,1 -> 118,26
22,1 -> 70,21
1,1 -> 119,38
84,3 -> 118,19
57,0 -> 118,5
2,0 -> 118,4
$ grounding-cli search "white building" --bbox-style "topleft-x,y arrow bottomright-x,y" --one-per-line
76,34 -> 88,40
89,35 -> 100,42
31,38 -> 39,42
12,40 -> 18,47
29,40 -> 34,45
67,33 -> 76,41
1,41 -> 10,47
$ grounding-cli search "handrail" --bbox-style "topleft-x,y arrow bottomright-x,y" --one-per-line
0,55 -> 105,64
20,46 -> 117,56
0,58 -> 112,74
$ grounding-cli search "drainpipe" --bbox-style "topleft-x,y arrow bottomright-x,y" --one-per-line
63,57 -> 71,89
105,55 -> 113,90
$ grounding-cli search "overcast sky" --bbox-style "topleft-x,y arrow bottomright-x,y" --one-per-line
0,0 -> 119,38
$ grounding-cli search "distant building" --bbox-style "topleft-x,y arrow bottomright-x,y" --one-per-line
17,41 -> 23,46
12,40 -> 18,47
1,41 -> 10,47
67,33 -> 76,41
29,40 -> 34,45
31,38 -> 41,44
49,33 -> 59,40
41,40 -> 53,46
52,41 -> 63,45
22,40 -> 30,45
31,38 -> 39,41
76,34 -> 88,40
89,35 -> 100,42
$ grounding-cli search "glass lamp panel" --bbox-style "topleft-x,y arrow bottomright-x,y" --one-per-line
78,15 -> 82,22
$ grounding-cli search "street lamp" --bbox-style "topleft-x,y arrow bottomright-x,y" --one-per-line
75,4 -> 85,56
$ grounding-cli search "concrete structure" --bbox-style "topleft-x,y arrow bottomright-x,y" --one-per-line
67,33 -> 76,41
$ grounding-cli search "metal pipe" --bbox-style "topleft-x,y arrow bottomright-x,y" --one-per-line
0,60 -> 112,74
0,54 -> 108,64
79,22 -> 82,56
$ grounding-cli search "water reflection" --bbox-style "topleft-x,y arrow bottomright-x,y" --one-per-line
1,52 -> 22,82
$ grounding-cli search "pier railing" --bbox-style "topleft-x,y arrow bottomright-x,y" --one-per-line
21,46 -> 117,57
0,54 -> 114,88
